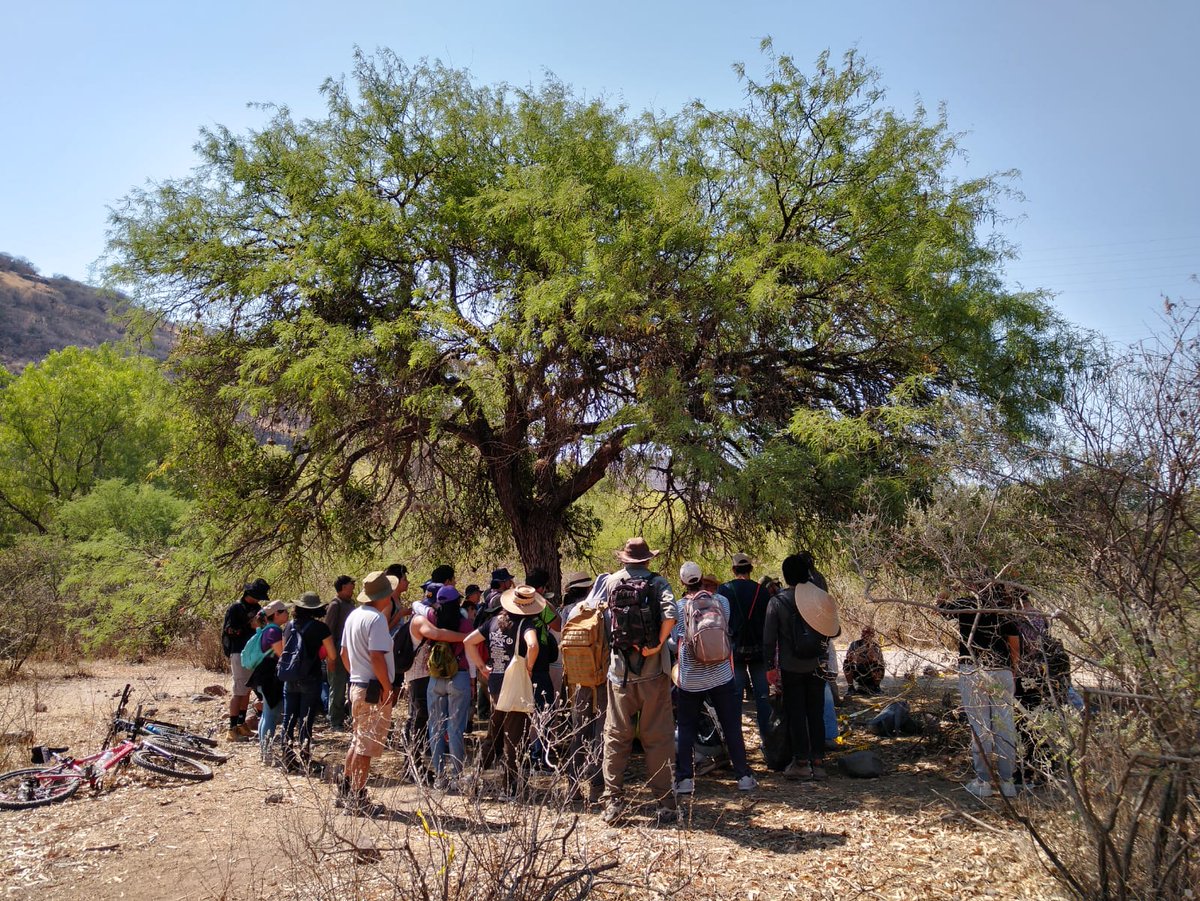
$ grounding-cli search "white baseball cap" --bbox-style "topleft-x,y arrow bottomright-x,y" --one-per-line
679,561 -> 703,586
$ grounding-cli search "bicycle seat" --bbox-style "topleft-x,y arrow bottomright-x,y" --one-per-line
31,746 -> 69,764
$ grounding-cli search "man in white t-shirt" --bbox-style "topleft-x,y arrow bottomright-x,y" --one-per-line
338,569 -> 399,815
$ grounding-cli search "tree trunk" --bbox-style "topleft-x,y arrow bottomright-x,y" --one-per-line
511,513 -> 564,599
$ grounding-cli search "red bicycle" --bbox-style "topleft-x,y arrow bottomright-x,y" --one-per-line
0,685 -> 213,810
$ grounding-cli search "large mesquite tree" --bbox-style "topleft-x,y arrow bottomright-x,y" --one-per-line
107,48 -> 1075,588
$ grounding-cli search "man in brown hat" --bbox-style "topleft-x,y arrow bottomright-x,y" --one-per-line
337,569 -> 400,815
592,538 -> 678,825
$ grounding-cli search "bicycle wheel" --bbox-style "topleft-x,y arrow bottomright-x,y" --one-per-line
142,720 -> 219,748
132,747 -> 213,782
151,736 -> 229,764
0,767 -> 84,810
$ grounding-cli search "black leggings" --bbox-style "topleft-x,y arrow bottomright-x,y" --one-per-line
781,669 -> 826,763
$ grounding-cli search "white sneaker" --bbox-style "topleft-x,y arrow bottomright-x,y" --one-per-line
737,775 -> 758,791
999,781 -> 1018,798
675,778 -> 695,795
965,778 -> 993,798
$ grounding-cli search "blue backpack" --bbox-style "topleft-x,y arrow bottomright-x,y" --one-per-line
275,621 -> 317,684
240,625 -> 271,671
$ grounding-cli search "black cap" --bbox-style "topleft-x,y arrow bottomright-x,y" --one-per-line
243,578 -> 270,601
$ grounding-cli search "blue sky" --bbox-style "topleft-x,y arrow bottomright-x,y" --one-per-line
2,0 -> 1196,345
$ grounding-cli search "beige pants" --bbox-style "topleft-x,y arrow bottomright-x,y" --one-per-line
602,673 -> 675,810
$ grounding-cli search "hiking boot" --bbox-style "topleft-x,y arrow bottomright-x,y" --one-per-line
654,806 -> 678,827
601,800 -> 624,825
334,777 -> 352,809
343,790 -> 386,818
999,780 -> 1018,799
674,777 -> 695,795
810,764 -> 828,781
226,727 -> 251,743
965,778 -> 993,799
737,775 -> 759,792
783,761 -> 812,780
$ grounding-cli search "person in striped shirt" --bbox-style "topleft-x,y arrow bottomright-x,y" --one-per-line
672,561 -> 758,796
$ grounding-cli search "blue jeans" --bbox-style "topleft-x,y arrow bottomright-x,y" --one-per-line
733,658 -> 772,739
427,670 -> 472,776
258,699 -> 282,761
676,679 -> 751,781
282,680 -> 322,761
824,683 -> 838,743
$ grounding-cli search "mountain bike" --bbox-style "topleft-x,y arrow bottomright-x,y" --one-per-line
0,686 -> 213,810
112,715 -> 229,763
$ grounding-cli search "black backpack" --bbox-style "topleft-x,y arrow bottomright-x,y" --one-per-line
275,621 -> 317,684
609,577 -> 662,678
392,622 -> 426,687
771,592 -> 825,662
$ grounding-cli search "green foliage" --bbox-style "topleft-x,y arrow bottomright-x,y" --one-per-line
55,479 -> 188,547
0,344 -> 178,537
106,47 -> 1078,588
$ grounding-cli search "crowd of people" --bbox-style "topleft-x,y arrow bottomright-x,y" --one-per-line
218,537 -> 1069,819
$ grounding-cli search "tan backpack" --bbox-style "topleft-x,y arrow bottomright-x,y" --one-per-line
560,603 -> 609,687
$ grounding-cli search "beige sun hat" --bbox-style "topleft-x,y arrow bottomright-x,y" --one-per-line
357,571 -> 399,605
794,580 -> 841,638
500,584 -> 547,617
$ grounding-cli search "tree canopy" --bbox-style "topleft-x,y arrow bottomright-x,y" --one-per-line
107,47 -> 1078,588
0,344 -> 176,537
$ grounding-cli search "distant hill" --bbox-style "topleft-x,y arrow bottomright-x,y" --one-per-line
0,253 -> 173,373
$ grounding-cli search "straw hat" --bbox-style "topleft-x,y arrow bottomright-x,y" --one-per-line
500,584 -> 547,616
794,580 -> 841,638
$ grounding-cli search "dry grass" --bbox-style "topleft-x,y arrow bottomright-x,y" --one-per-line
0,662 -> 1074,901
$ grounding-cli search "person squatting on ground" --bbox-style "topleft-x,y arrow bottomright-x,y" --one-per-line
337,570 -> 400,816
938,583 -> 1021,799
279,591 -> 336,772
764,552 -> 840,781
324,575 -> 357,732
221,577 -> 270,741
595,537 -> 678,826
464,584 -> 543,797
843,625 -> 885,695
673,561 -> 758,796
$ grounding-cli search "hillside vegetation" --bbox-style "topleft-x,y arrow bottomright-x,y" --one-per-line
0,253 -> 170,373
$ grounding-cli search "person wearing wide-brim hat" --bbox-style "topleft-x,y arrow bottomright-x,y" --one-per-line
764,553 -> 841,782
338,570 -> 401,815
463,585 -> 544,796
279,591 -> 337,773
590,536 -> 679,826
499,584 -> 547,616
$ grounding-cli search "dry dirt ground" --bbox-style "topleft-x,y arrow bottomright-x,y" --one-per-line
0,662 -> 1070,901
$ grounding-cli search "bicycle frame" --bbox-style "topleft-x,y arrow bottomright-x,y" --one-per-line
31,739 -> 139,792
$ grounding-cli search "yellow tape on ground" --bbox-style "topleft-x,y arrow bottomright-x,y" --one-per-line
415,808 -> 456,874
